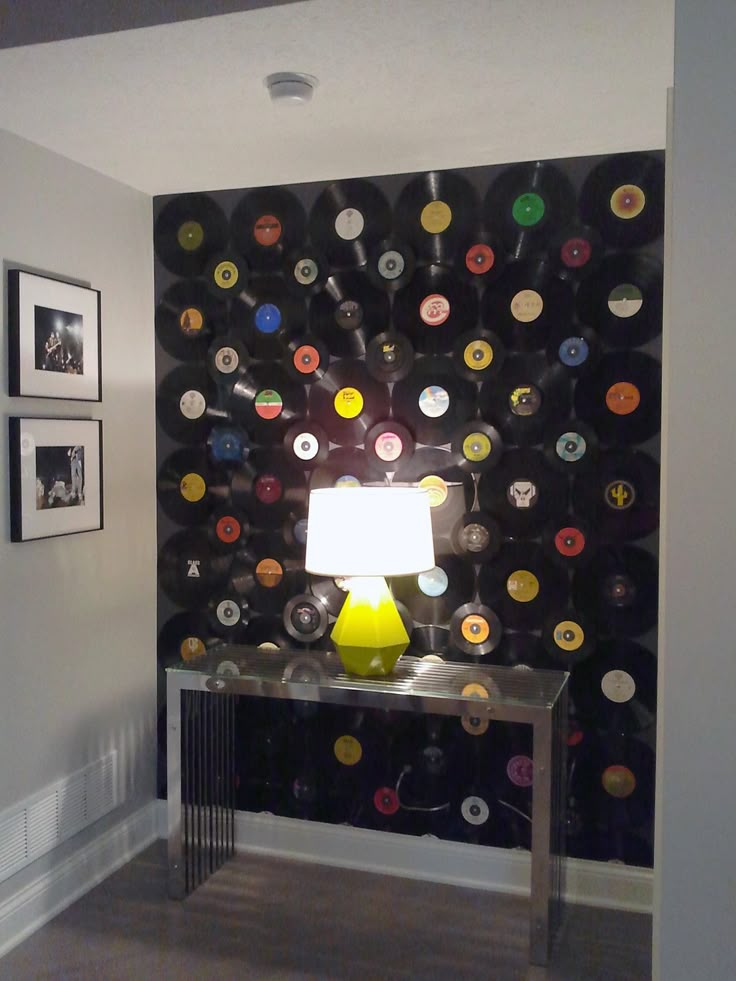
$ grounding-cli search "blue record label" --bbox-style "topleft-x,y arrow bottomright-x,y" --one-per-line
556,431 -> 587,462
558,336 -> 589,367
209,427 -> 246,462
254,303 -> 282,334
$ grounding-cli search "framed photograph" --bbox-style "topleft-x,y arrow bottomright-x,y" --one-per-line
8,269 -> 101,401
9,417 -> 103,542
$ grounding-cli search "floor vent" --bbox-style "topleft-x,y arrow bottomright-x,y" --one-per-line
0,752 -> 118,884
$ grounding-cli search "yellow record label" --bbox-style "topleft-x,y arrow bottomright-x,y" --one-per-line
510,289 -> 543,323
610,184 -> 646,220
179,472 -> 206,503
420,200 -> 452,234
180,636 -> 206,660
177,220 -> 204,252
179,307 -> 204,335
601,765 -> 637,799
418,474 -> 448,507
553,619 -> 585,652
213,260 -> 239,290
506,569 -> 539,603
463,339 -> 493,371
462,432 -> 491,462
334,735 -> 363,766
334,387 -> 364,419
462,715 -> 489,736
462,682 -> 489,699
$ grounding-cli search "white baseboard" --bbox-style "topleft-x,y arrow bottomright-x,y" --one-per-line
157,801 -> 652,914
0,799 -> 159,959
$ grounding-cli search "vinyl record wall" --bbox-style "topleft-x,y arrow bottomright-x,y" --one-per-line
154,151 -> 663,865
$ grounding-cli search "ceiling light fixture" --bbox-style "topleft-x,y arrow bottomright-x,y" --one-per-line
265,72 -> 319,105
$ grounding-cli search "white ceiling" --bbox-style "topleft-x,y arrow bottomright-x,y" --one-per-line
0,0 -> 674,196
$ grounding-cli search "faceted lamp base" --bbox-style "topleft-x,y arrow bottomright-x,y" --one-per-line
331,576 -> 410,677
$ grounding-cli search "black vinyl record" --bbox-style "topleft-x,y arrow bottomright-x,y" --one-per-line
452,328 -> 506,383
284,246 -> 331,297
395,170 -> 478,263
206,424 -> 251,467
228,363 -> 307,441
542,515 -> 596,569
364,420 -> 415,471
309,360 -> 390,445
203,250 -> 249,300
282,510 -> 309,553
157,448 -> 228,526
158,529 -> 232,608
283,420 -> 330,469
206,331 -> 251,387
573,546 -> 659,637
541,609 -> 597,666
574,352 -> 661,444
282,333 -> 330,384
393,446 -> 475,511
546,326 -> 602,378
309,271 -> 390,357
365,331 -> 414,383
230,449 -> 307,526
366,238 -> 417,292
392,357 -> 476,444
206,506 -> 250,554
309,447 -> 385,490
393,264 -> 479,355
477,542 -> 567,629
449,603 -> 503,657
308,575 -> 349,617
481,257 -> 575,352
410,624 -> 452,659
450,420 -> 504,473
283,593 -> 329,643
158,611 -> 219,669
233,276 -> 306,358
573,450 -> 660,543
455,233 -> 506,284
231,186 -> 307,271
569,639 -> 657,729
243,615 -> 294,650
548,223 -> 604,281
579,152 -> 665,247
231,536 -> 307,615
477,447 -> 567,536
495,631 -> 559,671
543,421 -> 599,475
207,592 -> 250,639
155,280 -> 228,362
391,555 -> 475,625
156,364 -> 224,444
451,511 -> 502,563
154,193 -> 229,277
484,161 -> 576,258
576,253 -> 663,348
308,178 -> 392,267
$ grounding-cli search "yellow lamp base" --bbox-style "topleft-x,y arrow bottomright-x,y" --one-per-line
331,576 -> 409,677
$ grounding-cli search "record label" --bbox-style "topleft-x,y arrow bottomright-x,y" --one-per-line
556,432 -> 587,462
560,237 -> 592,268
334,735 -> 362,766
417,566 -> 449,597
186,559 -> 201,578
214,345 -> 240,373
334,207 -> 365,241
374,787 -> 400,815
422,654 -> 444,663
213,260 -> 239,290
180,636 -> 206,660
601,765 -> 637,799
334,474 -> 361,488
293,344 -> 321,375
506,479 -> 538,510
294,258 -> 319,286
209,428 -> 245,462
463,339 -> 493,371
254,302 -> 282,334
506,569 -> 539,602
255,558 -> 283,587
607,284 -> 643,318
555,527 -> 586,557
418,474 -> 449,507
462,715 -> 489,736
462,682 -> 489,699
253,214 -> 282,246
510,289 -> 544,323
507,754 -> 534,787
610,184 -> 646,220
292,432 -> 320,461
465,243 -> 495,275
216,515 -> 241,544
179,307 -> 204,335
335,299 -> 364,330
461,614 -> 490,644
604,573 -> 637,607
418,385 -> 450,418
178,220 -> 204,251
601,669 -> 636,703
462,795 -> 490,826
604,479 -> 636,511
179,389 -> 206,420
254,474 -> 282,504
419,293 -> 451,326
420,200 -> 452,234
462,432 -> 492,462
558,336 -> 590,368
605,382 -> 641,415
553,620 -> 585,652
334,386 -> 364,419
180,472 -> 206,503
374,431 -> 403,463
377,250 -> 406,280
255,389 -> 284,419
512,192 -> 545,227
509,385 -> 541,417
216,599 -> 241,626
460,522 -> 491,553
293,518 -> 309,544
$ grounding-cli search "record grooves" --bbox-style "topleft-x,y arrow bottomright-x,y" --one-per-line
308,178 -> 392,267
477,542 -> 567,629
579,152 -> 665,247
309,271 -> 389,357
231,186 -> 307,271
155,281 -> 227,362
154,193 -> 229,277
393,264 -> 479,355
576,254 -> 663,348
574,352 -> 661,445
477,448 -> 567,536
309,360 -> 390,445
481,258 -> 575,352
395,171 -> 478,263
228,363 -> 307,440
156,364 -> 225,444
157,448 -> 229,526
392,357 -> 476,445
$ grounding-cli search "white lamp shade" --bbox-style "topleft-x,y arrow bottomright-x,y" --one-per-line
305,487 -> 435,578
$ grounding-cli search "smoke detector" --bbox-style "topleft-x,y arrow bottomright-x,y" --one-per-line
265,72 -> 319,105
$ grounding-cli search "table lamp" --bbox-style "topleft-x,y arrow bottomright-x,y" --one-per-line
305,486 -> 434,676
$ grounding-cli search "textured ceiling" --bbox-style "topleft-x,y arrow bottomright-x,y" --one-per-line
0,0 -> 674,195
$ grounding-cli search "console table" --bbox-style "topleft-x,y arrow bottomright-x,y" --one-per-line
166,646 -> 568,966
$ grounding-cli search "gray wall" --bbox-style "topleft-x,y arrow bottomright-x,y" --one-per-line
654,1 -> 736,977
0,130 -> 157,819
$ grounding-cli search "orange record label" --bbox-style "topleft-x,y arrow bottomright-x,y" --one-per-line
463,339 -> 493,371
601,765 -> 637,799
179,472 -> 206,503
462,682 -> 489,699
553,620 -> 585,652
465,243 -> 495,275
216,515 -> 241,544
255,558 -> 283,588
605,381 -> 641,415
180,636 -> 206,660
418,474 -> 448,507
179,307 -> 204,335
293,344 -> 320,374
461,615 -> 490,644
610,184 -> 646,220
420,293 -> 451,326
334,387 -> 364,419
177,220 -> 204,252
253,214 -> 282,247
420,200 -> 452,234
506,569 -> 539,603
510,289 -> 543,323
334,735 -> 363,766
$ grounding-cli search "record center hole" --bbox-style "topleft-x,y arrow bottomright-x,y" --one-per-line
562,630 -> 575,642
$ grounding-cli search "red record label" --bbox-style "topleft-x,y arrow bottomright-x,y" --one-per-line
419,293 -> 450,326
293,344 -> 321,374
554,526 -> 586,557
373,787 -> 400,815
560,237 -> 592,268
253,214 -> 282,247
216,515 -> 241,544
254,474 -> 282,504
507,754 -> 534,788
465,243 -> 495,275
